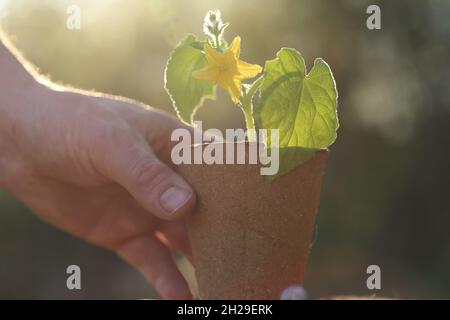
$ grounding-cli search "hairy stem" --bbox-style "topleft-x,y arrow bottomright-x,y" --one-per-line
239,76 -> 264,142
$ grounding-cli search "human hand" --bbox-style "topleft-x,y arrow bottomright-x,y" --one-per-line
0,81 -> 196,299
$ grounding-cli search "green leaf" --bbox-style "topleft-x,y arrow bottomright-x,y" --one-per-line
165,34 -> 216,125
254,48 -> 338,179
266,147 -> 318,182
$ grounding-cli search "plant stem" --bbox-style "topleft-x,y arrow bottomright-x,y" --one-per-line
215,33 -> 220,48
239,76 -> 264,142
243,105 -> 256,142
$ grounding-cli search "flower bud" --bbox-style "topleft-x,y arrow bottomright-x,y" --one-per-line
202,10 -> 228,48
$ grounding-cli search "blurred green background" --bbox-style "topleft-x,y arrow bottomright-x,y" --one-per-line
1,0 -> 450,299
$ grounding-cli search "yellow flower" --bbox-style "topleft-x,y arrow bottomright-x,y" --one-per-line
193,36 -> 262,103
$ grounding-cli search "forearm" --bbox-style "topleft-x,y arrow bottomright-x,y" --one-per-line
0,37 -> 40,187
0,36 -> 38,93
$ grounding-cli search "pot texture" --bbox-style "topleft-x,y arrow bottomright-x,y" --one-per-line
178,143 -> 327,299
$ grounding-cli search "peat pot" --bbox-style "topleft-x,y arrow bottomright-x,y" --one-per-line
178,142 -> 327,299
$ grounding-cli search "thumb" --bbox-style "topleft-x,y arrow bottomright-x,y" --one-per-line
102,132 -> 195,220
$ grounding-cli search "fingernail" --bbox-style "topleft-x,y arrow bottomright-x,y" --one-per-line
280,285 -> 308,300
160,186 -> 192,215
